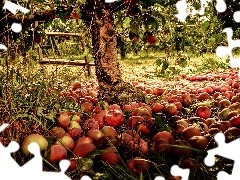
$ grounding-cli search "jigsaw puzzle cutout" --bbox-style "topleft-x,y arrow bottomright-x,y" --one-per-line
154,165 -> 190,180
204,132 -> 240,180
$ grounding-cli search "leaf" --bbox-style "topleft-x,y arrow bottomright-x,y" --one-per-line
123,17 -> 131,29
162,60 -> 169,71
215,34 -> 223,44
201,21 -> 210,32
130,18 -> 141,34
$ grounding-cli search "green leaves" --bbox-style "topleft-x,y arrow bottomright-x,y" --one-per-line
201,21 -> 210,32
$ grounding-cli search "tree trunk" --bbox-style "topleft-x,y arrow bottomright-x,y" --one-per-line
86,8 -> 145,106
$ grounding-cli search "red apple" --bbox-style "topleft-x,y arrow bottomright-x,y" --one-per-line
127,158 -> 149,175
164,104 -> 178,116
73,143 -> 96,157
49,144 -> 68,163
75,136 -> 94,145
57,114 -> 70,128
56,135 -> 75,150
181,126 -> 201,140
152,131 -> 174,144
100,146 -> 120,165
196,106 -> 211,119
105,109 -> 125,128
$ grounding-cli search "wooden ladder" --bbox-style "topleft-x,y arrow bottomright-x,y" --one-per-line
38,32 -> 95,76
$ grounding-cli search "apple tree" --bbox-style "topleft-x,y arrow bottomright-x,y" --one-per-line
78,0 -> 179,106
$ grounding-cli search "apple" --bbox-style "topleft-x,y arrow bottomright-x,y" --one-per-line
228,110 -> 239,119
122,104 -> 134,112
171,140 -> 192,158
152,131 -> 174,144
207,128 -> 221,135
230,114 -> 240,127
219,108 -> 231,120
176,119 -> 189,128
152,103 -> 164,113
73,143 -> 96,157
174,102 -> 183,111
181,158 -> 200,169
108,104 -> 122,111
196,106 -> 211,119
21,134 -> 48,155
92,114 -> 104,129
128,138 -> 148,155
55,132 -> 70,139
81,101 -> 94,112
198,92 -> 210,101
56,135 -> 75,150
132,107 -> 152,119
100,146 -> 120,165
50,127 -> 66,136
164,103 -> 178,116
187,135 -> 209,150
127,158 -> 149,175
105,109 -> 125,128
67,158 -> 77,171
57,113 -> 70,128
86,129 -> 104,141
75,136 -> 94,145
137,124 -> 150,135
152,138 -> 171,153
219,121 -> 232,130
49,144 -> 68,164
224,127 -> 240,141
219,99 -> 231,108
153,87 -> 165,96
82,118 -> 99,131
192,122 -> 209,132
181,126 -> 201,140
127,116 -> 144,128
146,35 -> 157,45
71,114 -> 82,123
204,86 -> 214,94
206,118 -> 216,126
209,122 -> 226,132
68,121 -> 81,129
172,124 -> 185,136
67,128 -> 83,140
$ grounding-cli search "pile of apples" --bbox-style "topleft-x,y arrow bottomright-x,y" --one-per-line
20,68 -> 240,178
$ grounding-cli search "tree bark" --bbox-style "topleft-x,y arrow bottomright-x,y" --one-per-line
82,4 -> 145,106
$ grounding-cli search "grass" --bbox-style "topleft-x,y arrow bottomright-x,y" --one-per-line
0,50 -> 233,179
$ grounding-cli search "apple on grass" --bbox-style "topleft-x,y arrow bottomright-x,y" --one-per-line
219,108 -> 231,120
152,138 -> 171,153
73,143 -> 96,157
55,135 -> 75,150
48,144 -> 68,164
100,146 -> 120,165
171,140 -> 192,158
21,134 -> 48,156
187,135 -> 209,150
196,106 -> 211,119
152,131 -> 174,144
57,113 -> 70,128
127,157 -> 149,175
50,127 -> 66,136
181,126 -> 201,140
75,136 -> 93,145
164,103 -> 178,116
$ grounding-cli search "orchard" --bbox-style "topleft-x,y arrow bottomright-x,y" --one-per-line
0,0 -> 240,180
